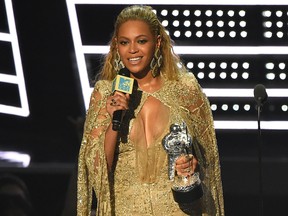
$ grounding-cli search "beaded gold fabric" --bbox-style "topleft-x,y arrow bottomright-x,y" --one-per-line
77,72 -> 224,216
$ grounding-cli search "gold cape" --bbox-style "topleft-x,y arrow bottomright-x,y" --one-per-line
77,72 -> 224,216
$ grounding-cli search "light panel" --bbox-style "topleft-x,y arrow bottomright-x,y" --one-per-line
66,0 -> 288,130
82,45 -> 288,55
0,0 -> 29,117
68,0 -> 288,6
214,121 -> 288,130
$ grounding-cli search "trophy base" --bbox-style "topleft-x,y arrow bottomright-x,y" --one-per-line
172,183 -> 203,203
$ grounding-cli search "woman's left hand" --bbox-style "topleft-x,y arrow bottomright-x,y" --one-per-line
175,154 -> 198,177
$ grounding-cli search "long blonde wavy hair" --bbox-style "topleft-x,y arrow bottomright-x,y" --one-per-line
98,5 -> 187,81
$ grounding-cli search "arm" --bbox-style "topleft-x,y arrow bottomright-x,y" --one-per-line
185,74 -> 225,215
103,123 -> 119,170
77,81 -> 112,215
104,91 -> 130,170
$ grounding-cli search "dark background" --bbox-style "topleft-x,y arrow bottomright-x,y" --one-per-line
0,1 -> 288,215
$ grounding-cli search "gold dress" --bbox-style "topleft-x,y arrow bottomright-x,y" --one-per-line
77,72 -> 224,216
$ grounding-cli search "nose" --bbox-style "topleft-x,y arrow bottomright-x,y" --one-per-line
129,42 -> 138,54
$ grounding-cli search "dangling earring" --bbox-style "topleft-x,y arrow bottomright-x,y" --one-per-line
150,47 -> 163,78
114,50 -> 124,72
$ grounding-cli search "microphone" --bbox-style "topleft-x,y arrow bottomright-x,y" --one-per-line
112,68 -> 134,131
254,84 -> 268,106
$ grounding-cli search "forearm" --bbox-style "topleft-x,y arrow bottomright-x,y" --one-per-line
104,123 -> 119,171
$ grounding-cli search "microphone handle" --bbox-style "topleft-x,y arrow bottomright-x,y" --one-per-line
257,104 -> 264,216
112,110 -> 122,131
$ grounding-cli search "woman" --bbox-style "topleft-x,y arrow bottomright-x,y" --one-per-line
77,5 -> 224,216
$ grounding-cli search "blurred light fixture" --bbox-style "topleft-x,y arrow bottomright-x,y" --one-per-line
0,151 -> 31,167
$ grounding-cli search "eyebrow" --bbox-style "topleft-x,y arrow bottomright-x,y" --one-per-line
117,34 -> 150,40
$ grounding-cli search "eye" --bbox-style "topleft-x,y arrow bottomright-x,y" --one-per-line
138,39 -> 148,44
119,40 -> 128,45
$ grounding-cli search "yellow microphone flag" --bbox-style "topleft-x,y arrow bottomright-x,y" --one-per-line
112,75 -> 134,94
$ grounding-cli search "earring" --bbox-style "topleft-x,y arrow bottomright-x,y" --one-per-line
150,47 -> 163,78
114,50 -> 124,72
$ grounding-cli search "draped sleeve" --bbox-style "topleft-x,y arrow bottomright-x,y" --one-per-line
178,73 -> 225,216
77,80 -> 113,216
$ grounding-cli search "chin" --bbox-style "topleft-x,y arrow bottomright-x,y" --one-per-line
126,66 -> 141,73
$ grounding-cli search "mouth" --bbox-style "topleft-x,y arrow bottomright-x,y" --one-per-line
128,57 -> 142,63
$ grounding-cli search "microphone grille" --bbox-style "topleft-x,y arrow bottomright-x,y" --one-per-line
118,68 -> 130,77
254,84 -> 268,103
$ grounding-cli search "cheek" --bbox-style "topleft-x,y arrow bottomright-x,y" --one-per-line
146,47 -> 156,61
118,48 -> 126,59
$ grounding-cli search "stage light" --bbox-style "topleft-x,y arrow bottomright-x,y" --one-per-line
173,20 -> 180,27
185,31 -> 192,38
209,62 -> 216,69
266,73 -> 276,80
211,104 -> 217,111
244,104 -> 251,111
264,31 -> 272,38
172,10 -> 179,16
277,32 -> 284,38
276,10 -> 283,17
228,21 -> 235,28
197,72 -> 205,79
239,10 -> 246,17
242,72 -> 249,79
233,104 -> 240,111
220,72 -> 227,79
279,63 -> 285,69
0,151 -> 31,167
209,72 -> 216,79
231,72 -> 238,79
195,20 -> 202,27
222,104 -> 228,111
276,21 -> 283,28
240,21 -> 246,27
263,11 -> 272,17
266,62 -> 274,69
194,10 -> 201,17
198,62 -> 205,69
243,62 -> 249,69
229,31 -> 237,38
183,10 -> 190,16
184,20 -> 191,27
218,31 -> 225,38
228,10 -> 235,17
205,10 -> 212,17
174,30 -> 181,37
264,21 -> 272,28
197,31 -> 203,38
231,62 -> 238,69
217,10 -> 224,17
162,20 -> 169,27
279,73 -> 286,80
187,62 -> 193,69
220,62 -> 227,69
161,9 -> 168,16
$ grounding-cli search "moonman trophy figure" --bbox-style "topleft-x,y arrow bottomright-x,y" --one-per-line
162,122 -> 203,203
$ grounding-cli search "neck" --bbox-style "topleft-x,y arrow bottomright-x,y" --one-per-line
132,71 -> 162,93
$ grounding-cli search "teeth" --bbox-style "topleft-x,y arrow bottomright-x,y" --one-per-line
129,57 -> 141,61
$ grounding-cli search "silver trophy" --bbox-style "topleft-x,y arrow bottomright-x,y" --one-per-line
162,122 -> 203,203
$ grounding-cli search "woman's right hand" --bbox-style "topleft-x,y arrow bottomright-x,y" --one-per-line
106,92 -> 130,118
